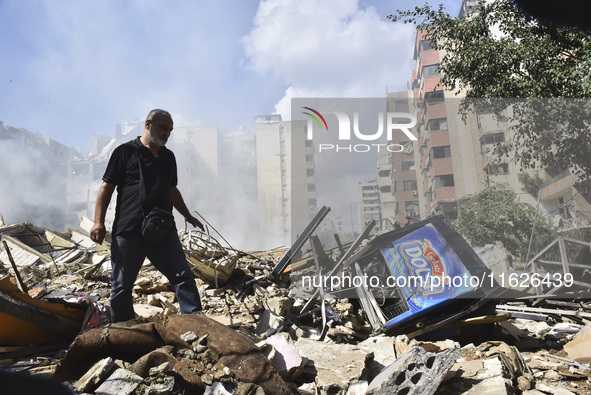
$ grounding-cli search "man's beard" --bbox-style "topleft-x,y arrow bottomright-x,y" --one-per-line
149,129 -> 168,147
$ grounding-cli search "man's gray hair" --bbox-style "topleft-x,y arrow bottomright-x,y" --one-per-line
146,109 -> 172,122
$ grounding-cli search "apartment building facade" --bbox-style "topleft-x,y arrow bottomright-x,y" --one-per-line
255,115 -> 318,248
357,180 -> 381,234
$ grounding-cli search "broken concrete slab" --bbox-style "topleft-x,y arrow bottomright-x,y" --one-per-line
563,325 -> 591,364
535,382 -> 576,395
356,335 -> 398,378
443,356 -> 513,395
134,303 -> 164,318
366,345 -> 460,395
295,337 -> 371,393
94,368 -> 143,395
257,332 -> 303,380
439,341 -> 535,394
74,357 -> 115,393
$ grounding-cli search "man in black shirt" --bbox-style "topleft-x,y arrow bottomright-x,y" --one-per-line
90,109 -> 204,322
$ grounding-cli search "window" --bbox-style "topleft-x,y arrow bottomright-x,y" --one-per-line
433,174 -> 455,188
405,201 -> 420,217
427,118 -> 448,131
383,201 -> 395,209
419,39 -> 437,52
401,161 -> 416,171
481,132 -> 505,145
486,163 -> 509,176
424,90 -> 444,104
422,64 -> 440,78
395,99 -> 409,112
430,146 -> 451,160
307,168 -> 315,176
307,183 -> 316,191
480,132 -> 506,154
403,179 -> 418,191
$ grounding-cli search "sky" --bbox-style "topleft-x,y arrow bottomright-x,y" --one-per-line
0,0 -> 460,152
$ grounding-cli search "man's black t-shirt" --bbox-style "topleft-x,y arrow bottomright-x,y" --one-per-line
103,137 -> 178,235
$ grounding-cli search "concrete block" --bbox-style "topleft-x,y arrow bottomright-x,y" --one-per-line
366,345 -> 460,395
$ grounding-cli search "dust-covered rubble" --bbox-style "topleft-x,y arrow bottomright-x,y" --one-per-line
1,217 -> 591,394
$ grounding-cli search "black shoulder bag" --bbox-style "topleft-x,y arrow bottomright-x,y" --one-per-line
137,153 -> 175,243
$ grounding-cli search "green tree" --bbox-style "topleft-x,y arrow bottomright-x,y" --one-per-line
389,1 -> 591,183
455,184 -> 557,257
517,172 -> 544,198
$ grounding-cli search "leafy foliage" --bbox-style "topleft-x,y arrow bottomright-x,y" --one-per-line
389,1 -> 591,182
517,172 -> 544,197
455,184 -> 557,257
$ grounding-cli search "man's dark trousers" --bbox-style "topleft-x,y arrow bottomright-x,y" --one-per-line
110,228 -> 202,322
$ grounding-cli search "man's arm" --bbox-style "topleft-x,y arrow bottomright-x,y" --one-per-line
171,186 -> 204,231
90,182 -> 116,244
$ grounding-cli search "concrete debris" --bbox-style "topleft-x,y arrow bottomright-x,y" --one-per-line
94,368 -> 143,395
2,214 -> 591,394
257,332 -> 303,379
366,345 -> 460,395
438,341 -> 535,394
564,325 -> 591,363
74,357 -> 115,393
295,337 -> 372,394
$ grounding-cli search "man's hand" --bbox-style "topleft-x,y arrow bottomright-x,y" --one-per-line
90,223 -> 107,244
186,215 -> 204,231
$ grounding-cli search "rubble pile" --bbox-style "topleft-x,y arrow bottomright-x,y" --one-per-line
1,214 -> 591,394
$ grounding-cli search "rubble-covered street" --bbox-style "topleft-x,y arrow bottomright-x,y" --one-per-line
1,212 -> 591,395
